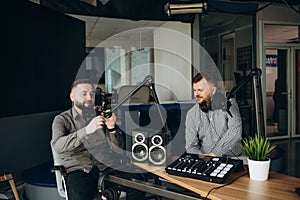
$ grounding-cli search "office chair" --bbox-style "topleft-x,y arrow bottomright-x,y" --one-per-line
51,147 -> 124,200
50,146 -> 69,199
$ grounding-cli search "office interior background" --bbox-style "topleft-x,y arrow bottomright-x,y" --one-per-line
1,0 -> 300,199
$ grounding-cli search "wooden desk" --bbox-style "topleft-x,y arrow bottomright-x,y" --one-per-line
134,162 -> 300,200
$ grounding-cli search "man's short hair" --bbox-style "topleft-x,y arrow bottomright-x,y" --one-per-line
71,79 -> 94,91
192,70 -> 217,87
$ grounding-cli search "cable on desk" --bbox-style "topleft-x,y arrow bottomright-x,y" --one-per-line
203,170 -> 248,200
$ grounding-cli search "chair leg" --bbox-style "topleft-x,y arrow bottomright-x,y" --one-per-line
9,178 -> 20,200
0,174 -> 20,200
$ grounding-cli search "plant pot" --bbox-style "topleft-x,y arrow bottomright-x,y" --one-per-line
247,158 -> 271,181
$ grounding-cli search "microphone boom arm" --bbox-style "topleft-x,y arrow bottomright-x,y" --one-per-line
111,75 -> 169,132
226,67 -> 265,137
111,75 -> 153,113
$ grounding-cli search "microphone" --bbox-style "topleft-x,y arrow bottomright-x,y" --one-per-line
211,93 -> 232,117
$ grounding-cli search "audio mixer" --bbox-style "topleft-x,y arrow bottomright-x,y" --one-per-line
165,153 -> 243,183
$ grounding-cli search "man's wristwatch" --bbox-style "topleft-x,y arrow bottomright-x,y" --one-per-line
107,126 -> 117,132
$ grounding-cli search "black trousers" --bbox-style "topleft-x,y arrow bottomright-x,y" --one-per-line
67,166 -> 146,200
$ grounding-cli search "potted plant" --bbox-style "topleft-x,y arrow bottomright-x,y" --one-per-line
241,135 -> 277,181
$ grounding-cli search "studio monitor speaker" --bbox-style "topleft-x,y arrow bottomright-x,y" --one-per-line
131,128 -> 171,166
149,134 -> 166,165
132,130 -> 148,162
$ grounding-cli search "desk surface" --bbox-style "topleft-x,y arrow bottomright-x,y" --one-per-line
134,162 -> 300,200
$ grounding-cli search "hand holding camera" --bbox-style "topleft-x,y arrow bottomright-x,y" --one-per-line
85,116 -> 105,135
85,87 -> 117,135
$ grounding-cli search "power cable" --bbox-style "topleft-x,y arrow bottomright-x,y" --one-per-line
203,169 -> 249,200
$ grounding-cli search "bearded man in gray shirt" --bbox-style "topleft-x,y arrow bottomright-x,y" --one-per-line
185,72 -> 243,157
51,79 -> 145,200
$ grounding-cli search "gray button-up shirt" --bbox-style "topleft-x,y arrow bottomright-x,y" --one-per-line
51,107 -> 124,173
185,98 -> 243,156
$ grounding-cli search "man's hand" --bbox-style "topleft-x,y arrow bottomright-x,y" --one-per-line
85,116 -> 105,135
104,111 -> 116,130
207,152 -> 217,157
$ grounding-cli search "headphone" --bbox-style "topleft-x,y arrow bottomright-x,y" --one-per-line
199,101 -> 211,113
199,92 -> 227,113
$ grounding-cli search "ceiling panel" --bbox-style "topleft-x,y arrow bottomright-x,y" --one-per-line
70,11 -> 299,47
264,25 -> 299,43
70,14 -> 166,46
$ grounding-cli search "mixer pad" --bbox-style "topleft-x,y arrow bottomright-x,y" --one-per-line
165,153 -> 243,183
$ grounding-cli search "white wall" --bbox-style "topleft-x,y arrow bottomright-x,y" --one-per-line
153,22 -> 192,102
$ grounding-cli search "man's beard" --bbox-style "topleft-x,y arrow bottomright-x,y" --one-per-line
198,95 -> 212,113
199,100 -> 212,112
75,101 -> 96,118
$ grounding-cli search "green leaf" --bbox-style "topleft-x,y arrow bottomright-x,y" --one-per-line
241,135 -> 276,161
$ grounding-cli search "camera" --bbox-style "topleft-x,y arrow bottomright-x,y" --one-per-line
94,87 -> 112,118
